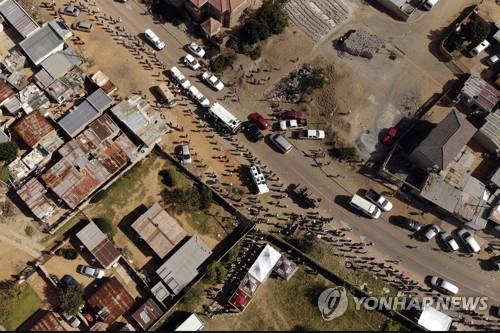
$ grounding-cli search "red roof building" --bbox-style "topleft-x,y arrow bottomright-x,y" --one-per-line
88,277 -> 135,324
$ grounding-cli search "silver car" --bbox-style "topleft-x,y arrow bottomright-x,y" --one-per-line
72,21 -> 93,32
177,144 -> 192,164
59,6 -> 80,17
77,265 -> 105,279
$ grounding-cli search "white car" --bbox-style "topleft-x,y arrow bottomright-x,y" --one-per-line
297,129 -> 325,140
183,54 -> 201,70
457,229 -> 481,253
201,71 -> 224,91
144,29 -> 165,50
187,42 -> 206,58
438,232 -> 459,252
169,66 -> 191,90
188,85 -> 210,107
280,119 -> 306,131
77,265 -> 105,279
429,276 -> 459,295
421,224 -> 440,241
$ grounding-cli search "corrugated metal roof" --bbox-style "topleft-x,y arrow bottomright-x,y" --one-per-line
88,277 -> 135,324
0,80 -> 15,104
156,235 -> 212,295
0,131 -> 9,143
19,24 -> 64,65
16,178 -> 55,221
0,0 -> 39,38
40,52 -> 74,80
87,88 -> 113,112
12,110 -> 54,147
131,298 -> 163,330
29,311 -> 66,332
478,111 -> 500,150
461,75 -> 500,113
76,221 -> 121,269
34,69 -> 56,89
131,202 -> 187,258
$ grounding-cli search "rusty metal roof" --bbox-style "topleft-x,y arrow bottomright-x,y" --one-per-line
131,298 -> 163,330
29,311 -> 65,331
88,277 -> 135,324
16,177 -> 56,222
12,110 -> 55,148
76,220 -> 121,269
0,80 -> 15,105
42,115 -> 136,209
131,202 -> 187,258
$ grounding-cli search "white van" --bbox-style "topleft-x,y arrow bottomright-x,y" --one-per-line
423,0 -> 439,10
470,40 -> 490,57
349,194 -> 381,219
145,29 -> 165,50
188,85 -> 210,107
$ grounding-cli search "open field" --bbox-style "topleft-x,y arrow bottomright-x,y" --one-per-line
2,284 -> 42,331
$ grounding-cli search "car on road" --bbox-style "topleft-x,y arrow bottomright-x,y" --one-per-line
249,112 -> 270,130
183,54 -> 201,70
349,194 -> 381,219
281,110 -> 306,120
201,71 -> 224,91
72,21 -> 93,32
187,85 -> 209,107
438,232 -> 459,252
177,144 -> 192,164
279,119 -> 307,131
241,121 -> 264,142
144,29 -> 165,50
77,265 -> 105,279
429,276 -> 459,295
394,217 -> 421,232
249,165 -> 269,195
457,229 -> 481,253
187,42 -> 206,58
297,129 -> 325,140
365,189 -> 393,212
59,6 -> 80,16
421,224 -> 440,241
270,134 -> 293,154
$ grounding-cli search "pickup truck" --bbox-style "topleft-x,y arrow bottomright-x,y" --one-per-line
280,119 -> 307,131
365,189 -> 393,212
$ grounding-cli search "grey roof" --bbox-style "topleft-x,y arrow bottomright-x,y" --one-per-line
151,281 -> 171,303
34,69 -> 56,89
0,0 -> 39,38
156,235 -> 212,295
40,53 -> 74,80
460,75 -> 500,113
57,89 -> 112,137
490,167 -> 500,188
0,130 -> 9,143
47,19 -> 72,40
76,220 -> 121,268
478,111 -> 500,151
19,24 -> 64,65
410,110 -> 477,171
387,0 -> 407,8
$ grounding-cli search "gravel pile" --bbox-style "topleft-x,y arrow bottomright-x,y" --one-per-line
341,30 -> 385,59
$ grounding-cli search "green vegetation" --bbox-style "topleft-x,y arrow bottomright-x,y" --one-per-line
0,142 -> 18,163
0,165 -> 9,183
330,147 -> 359,161
446,18 -> 491,53
249,45 -> 262,60
210,52 -> 237,73
206,261 -> 228,283
93,217 -> 117,239
178,282 -> 205,311
1,284 -> 42,330
24,226 -> 34,237
58,282 -> 84,316
163,185 -> 213,213
240,0 -> 288,46
301,67 -> 326,94
383,319 -> 411,332
55,248 -> 78,260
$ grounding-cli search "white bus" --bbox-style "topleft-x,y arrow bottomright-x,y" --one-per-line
249,165 -> 269,194
169,66 -> 191,90
206,103 -> 242,134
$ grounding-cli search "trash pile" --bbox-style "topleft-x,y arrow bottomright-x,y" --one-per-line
268,65 -> 315,103
340,30 -> 384,59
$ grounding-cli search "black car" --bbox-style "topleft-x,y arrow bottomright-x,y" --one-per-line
394,217 -> 421,232
241,121 -> 264,142
491,256 -> 500,271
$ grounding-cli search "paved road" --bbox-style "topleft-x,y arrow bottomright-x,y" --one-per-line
94,0 -> 500,306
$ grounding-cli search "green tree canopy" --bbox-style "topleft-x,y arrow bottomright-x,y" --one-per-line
0,142 -> 18,163
58,283 -> 84,316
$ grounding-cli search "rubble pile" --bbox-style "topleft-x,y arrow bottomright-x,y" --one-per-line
341,30 -> 384,59
269,65 -> 314,103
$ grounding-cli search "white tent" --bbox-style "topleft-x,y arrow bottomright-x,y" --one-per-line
248,245 -> 282,283
175,314 -> 204,331
418,306 -> 452,331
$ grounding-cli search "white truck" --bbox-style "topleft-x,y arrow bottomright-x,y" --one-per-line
423,0 -> 439,10
169,66 -> 191,90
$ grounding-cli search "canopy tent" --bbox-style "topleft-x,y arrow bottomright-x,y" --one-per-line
418,306 -> 452,331
248,244 -> 281,283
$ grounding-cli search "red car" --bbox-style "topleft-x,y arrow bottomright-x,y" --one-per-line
249,112 -> 270,130
282,110 -> 306,120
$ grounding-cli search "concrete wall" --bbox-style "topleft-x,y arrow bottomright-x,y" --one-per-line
376,0 -> 411,21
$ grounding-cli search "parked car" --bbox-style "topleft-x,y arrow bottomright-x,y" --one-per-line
297,129 -> 325,140
77,265 -> 105,279
62,312 -> 81,328
279,119 -> 307,131
72,21 -> 93,32
270,134 -> 293,154
282,110 -> 306,120
365,189 -> 393,212
422,0 -> 439,10
421,224 -> 440,241
144,29 -> 165,50
201,71 -> 224,91
490,256 -> 500,271
241,121 -> 264,142
349,194 -> 381,219
487,54 -> 500,66
394,217 -> 421,232
470,40 -> 490,57
59,6 -> 80,16
429,276 -> 459,295
177,144 -> 192,164
438,232 -> 459,252
457,229 -> 481,253
187,42 -> 206,58
249,112 -> 270,130
183,54 -> 201,70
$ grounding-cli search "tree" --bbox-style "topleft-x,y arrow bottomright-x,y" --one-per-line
210,53 -> 236,73
465,20 -> 490,46
0,142 -> 18,163
243,19 -> 270,44
198,185 -> 213,211
58,283 -> 84,316
262,6 -> 288,34
93,218 -> 116,239
24,225 -> 34,237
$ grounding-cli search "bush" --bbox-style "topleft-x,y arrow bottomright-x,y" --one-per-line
24,226 -> 34,237
337,147 -> 359,161
301,68 -> 326,94
93,218 -> 116,239
0,142 -> 18,163
210,53 -> 237,73
206,262 -> 228,283
243,19 -> 270,44
464,20 -> 491,46
55,248 -> 78,260
239,0 -> 289,46
164,185 -> 213,213
58,283 -> 84,316
249,45 -> 262,60
0,165 -> 9,183
159,169 -> 178,187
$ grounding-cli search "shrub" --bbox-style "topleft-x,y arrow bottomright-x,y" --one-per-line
243,19 -> 270,44
55,248 -> 78,260
0,165 -> 9,183
337,147 -> 359,161
159,169 -> 178,187
210,53 -> 236,73
0,142 -> 18,163
24,226 -> 34,237
164,185 -> 213,213
93,218 -> 116,239
249,45 -> 262,60
206,262 -> 228,283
